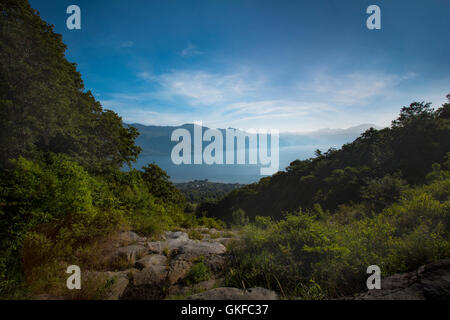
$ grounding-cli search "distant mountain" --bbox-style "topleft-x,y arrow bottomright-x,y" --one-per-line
129,123 -> 381,183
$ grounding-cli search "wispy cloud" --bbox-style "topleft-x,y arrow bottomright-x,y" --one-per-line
137,71 -> 156,81
297,72 -> 417,105
100,67 -> 425,131
180,43 -> 203,57
155,70 -> 264,105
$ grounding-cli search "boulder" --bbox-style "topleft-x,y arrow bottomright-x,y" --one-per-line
118,231 -> 146,244
354,258 -> 450,300
116,245 -> 148,263
104,272 -> 129,300
167,279 -> 222,297
176,241 -> 226,261
133,265 -> 168,286
186,287 -> 279,300
120,265 -> 168,300
135,254 -> 167,270
147,241 -> 163,254
204,254 -> 228,273
167,259 -> 193,285
166,231 -> 189,241
163,231 -> 192,251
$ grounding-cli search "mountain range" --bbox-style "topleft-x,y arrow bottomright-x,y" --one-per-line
129,123 -> 382,183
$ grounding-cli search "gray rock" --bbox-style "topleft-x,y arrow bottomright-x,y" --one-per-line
204,254 -> 228,273
162,232 -> 192,251
133,265 -> 168,286
354,258 -> 450,300
118,231 -> 146,244
167,279 -> 222,297
176,241 -> 226,260
80,271 -> 130,300
104,273 -> 129,300
116,245 -> 148,263
147,241 -> 163,254
135,254 -> 167,270
166,231 -> 189,241
186,287 -> 279,300
167,259 -> 192,285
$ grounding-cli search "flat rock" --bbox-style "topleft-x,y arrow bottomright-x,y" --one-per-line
176,241 -> 226,260
186,287 -> 279,300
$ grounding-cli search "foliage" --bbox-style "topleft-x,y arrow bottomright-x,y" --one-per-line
184,261 -> 211,285
225,167 -> 450,298
0,0 -> 141,173
176,180 -> 243,203
232,209 -> 249,227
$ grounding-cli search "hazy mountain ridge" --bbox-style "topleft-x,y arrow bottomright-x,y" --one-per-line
129,123 -> 381,183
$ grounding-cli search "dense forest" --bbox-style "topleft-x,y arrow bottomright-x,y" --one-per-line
176,180 -> 243,203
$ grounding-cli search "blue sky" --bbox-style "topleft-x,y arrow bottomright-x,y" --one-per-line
30,0 -> 450,132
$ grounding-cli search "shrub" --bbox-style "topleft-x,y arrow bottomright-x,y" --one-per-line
184,262 -> 211,285
232,209 -> 249,226
188,230 -> 204,240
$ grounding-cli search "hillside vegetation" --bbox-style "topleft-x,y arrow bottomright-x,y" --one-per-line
205,97 -> 450,298
204,98 -> 450,222
0,0 -> 219,298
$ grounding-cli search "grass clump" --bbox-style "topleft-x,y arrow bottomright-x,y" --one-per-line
188,230 -> 204,240
184,261 -> 211,286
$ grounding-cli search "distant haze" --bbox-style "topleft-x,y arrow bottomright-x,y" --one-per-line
130,123 -> 381,183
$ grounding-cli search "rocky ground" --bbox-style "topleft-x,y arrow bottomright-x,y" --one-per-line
38,228 -> 450,300
79,228 -> 278,300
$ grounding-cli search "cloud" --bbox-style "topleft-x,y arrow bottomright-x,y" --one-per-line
297,72 -> 417,105
224,100 -> 333,119
180,43 -> 202,57
101,67 -> 426,131
155,70 -> 264,105
137,71 -> 156,81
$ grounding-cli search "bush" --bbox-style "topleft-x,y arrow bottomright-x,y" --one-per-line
232,209 -> 249,226
184,262 -> 211,285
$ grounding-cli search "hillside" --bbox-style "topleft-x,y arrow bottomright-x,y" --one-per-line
202,99 -> 450,223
